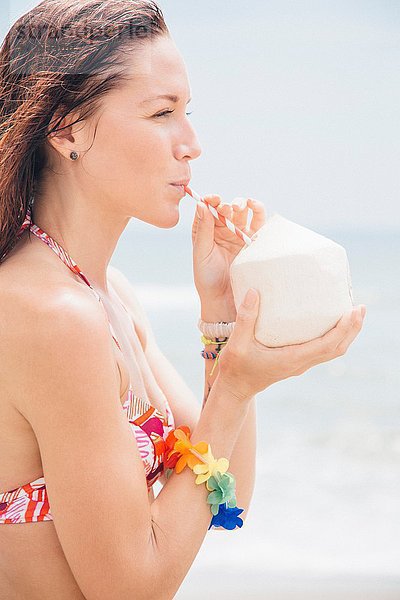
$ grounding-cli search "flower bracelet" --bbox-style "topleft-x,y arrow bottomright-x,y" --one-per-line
164,425 -> 244,530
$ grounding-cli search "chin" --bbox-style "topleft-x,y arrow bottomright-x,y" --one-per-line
162,213 -> 180,229
150,207 -> 181,230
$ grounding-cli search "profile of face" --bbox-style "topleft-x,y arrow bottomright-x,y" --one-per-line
46,35 -> 202,229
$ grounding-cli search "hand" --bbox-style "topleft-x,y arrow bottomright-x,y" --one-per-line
191,195 -> 266,308
216,289 -> 367,402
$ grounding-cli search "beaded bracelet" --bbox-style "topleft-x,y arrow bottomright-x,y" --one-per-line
201,349 -> 219,360
201,335 -> 229,377
164,425 -> 244,530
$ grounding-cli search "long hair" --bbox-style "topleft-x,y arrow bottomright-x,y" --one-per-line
0,0 -> 168,262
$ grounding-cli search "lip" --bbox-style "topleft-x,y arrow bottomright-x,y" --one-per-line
169,183 -> 187,197
170,178 -> 191,187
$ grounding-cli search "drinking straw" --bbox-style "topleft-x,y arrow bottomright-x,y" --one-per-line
184,185 -> 253,247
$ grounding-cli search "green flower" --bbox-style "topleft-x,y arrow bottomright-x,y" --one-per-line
206,471 -> 237,516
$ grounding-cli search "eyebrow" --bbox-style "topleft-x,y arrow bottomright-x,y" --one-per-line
140,94 -> 192,105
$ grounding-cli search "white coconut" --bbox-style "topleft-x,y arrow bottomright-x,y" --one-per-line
229,214 -> 354,347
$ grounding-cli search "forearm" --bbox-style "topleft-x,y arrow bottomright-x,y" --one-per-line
200,300 -> 257,520
148,375 -> 251,599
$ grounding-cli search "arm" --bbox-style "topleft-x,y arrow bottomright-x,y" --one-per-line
12,288 -> 253,600
149,376 -> 251,598
200,299 -> 257,524
107,266 -> 257,516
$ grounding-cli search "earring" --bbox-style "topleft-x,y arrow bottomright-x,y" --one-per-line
70,151 -> 79,160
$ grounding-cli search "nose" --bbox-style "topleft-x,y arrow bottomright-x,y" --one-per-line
174,119 -> 202,162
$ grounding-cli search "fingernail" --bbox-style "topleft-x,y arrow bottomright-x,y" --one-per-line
244,288 -> 257,308
360,305 -> 366,318
233,198 -> 246,210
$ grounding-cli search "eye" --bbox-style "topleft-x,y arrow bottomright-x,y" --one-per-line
153,110 -> 194,118
154,110 -> 174,118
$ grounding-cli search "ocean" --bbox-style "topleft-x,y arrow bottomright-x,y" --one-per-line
112,219 -> 400,599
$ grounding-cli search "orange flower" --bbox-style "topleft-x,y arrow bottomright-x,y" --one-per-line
165,425 -> 208,473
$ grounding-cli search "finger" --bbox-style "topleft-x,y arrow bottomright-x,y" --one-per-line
202,195 -> 230,228
203,194 -> 222,208
323,306 -> 365,355
283,306 -> 363,365
305,309 -> 365,370
247,198 -> 267,234
232,197 -> 247,208
216,202 -> 234,225
333,309 -> 365,357
231,197 -> 249,230
228,288 -> 260,353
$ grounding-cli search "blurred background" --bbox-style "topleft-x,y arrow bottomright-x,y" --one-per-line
3,1 -> 400,598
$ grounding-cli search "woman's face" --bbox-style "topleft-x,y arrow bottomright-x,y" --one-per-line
72,34 -> 202,228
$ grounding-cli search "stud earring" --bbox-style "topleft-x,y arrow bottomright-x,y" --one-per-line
70,151 -> 79,160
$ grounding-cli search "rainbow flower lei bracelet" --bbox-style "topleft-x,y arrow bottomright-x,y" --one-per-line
164,425 -> 245,530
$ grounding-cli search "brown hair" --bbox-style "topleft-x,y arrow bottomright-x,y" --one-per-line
0,0 -> 168,262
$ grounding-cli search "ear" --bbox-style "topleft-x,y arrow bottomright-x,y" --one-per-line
46,109 -> 83,160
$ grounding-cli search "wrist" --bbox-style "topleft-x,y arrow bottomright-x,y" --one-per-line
212,372 -> 254,405
200,297 -> 237,323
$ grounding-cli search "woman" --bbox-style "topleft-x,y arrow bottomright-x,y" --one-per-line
0,1 -> 366,598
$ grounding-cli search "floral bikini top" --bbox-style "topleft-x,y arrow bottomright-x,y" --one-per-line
0,205 -> 175,524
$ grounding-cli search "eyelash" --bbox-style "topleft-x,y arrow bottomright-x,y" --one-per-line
154,110 -> 193,118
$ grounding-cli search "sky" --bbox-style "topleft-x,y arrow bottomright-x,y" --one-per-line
2,0 -> 399,232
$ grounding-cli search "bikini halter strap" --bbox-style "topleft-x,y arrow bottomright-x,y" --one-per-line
16,205 -> 94,289
14,205 -> 123,352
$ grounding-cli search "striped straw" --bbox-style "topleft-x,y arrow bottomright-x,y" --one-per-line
184,185 -> 253,247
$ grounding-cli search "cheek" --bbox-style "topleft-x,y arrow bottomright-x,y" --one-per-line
88,118 -> 167,183
84,118 -> 175,216
117,131 -> 166,202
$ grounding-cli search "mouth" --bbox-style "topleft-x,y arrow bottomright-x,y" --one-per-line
170,177 -> 190,187
169,183 -> 188,197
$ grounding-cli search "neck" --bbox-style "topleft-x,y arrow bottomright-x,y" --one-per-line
31,178 -> 131,293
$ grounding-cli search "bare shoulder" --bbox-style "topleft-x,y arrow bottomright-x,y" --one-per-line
0,272 -> 114,408
0,271 -> 104,341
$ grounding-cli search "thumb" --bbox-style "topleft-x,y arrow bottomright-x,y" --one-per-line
192,202 -> 215,257
229,288 -> 259,344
